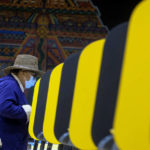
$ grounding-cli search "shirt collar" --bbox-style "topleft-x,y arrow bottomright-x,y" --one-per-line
11,73 -> 24,92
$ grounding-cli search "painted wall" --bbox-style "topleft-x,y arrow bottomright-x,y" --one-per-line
0,0 -> 108,77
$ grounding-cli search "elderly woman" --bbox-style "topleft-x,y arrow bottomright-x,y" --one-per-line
0,54 -> 43,150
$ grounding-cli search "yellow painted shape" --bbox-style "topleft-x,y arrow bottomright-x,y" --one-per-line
28,79 -> 41,140
43,63 -> 63,144
68,0 -> 75,7
113,1 -> 150,150
69,39 -> 105,150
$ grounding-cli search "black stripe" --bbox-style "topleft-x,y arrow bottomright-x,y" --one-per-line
54,52 -> 81,140
33,70 -> 52,139
92,22 -> 128,145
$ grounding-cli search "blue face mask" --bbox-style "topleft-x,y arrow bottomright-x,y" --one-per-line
25,76 -> 36,89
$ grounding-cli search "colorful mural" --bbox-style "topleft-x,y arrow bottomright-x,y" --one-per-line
0,0 -> 108,76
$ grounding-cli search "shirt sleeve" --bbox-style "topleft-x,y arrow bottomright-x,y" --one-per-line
0,81 -> 27,120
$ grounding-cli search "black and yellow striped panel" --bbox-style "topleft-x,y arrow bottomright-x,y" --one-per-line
113,1 -> 150,150
69,39 -> 105,150
54,52 -> 81,142
92,23 -> 128,146
29,70 -> 52,140
43,63 -> 63,144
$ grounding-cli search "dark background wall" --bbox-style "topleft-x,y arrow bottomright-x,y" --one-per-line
92,0 -> 141,29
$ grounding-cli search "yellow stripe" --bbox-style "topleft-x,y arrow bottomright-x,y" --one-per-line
43,63 -> 63,144
50,15 -> 55,24
28,79 -> 41,140
32,14 -> 38,23
114,1 -> 150,150
69,39 -> 105,149
68,0 -> 75,7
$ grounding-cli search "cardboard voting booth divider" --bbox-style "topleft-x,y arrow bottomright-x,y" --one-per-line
69,39 -> 105,150
92,22 -> 128,148
43,63 -> 64,144
54,52 -> 81,144
33,70 -> 52,140
113,1 -> 150,150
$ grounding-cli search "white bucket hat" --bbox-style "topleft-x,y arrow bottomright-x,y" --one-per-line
4,54 -> 44,76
